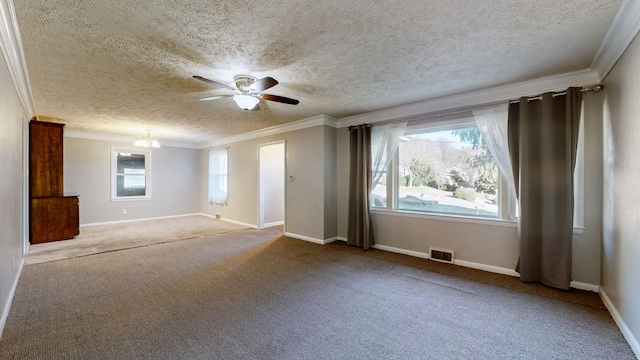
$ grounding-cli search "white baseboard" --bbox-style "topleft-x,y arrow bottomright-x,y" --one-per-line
324,236 -> 339,244
370,243 -> 598,292
569,281 -> 600,293
199,213 -> 258,229
80,213 -> 202,227
372,244 -> 430,260
456,261 -> 599,292
284,232 -> 336,245
600,289 -> 640,358
264,221 -> 284,228
82,213 -> 261,230
454,259 -> 520,277
0,258 -> 24,340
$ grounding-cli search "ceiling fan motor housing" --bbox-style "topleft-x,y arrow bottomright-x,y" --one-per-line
234,75 -> 258,92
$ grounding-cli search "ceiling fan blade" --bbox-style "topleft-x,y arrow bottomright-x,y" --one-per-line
198,95 -> 233,101
193,75 -> 236,91
262,94 -> 299,105
250,77 -> 278,92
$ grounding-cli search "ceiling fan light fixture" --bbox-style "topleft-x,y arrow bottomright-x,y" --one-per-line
194,74 -> 298,109
233,94 -> 259,110
134,129 -> 160,148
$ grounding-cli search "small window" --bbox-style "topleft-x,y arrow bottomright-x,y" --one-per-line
111,148 -> 151,201
209,148 -> 228,205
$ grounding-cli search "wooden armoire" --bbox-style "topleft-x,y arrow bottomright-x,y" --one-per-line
29,119 -> 79,244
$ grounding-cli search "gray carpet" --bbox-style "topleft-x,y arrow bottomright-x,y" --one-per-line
25,215 -> 247,264
0,228 -> 634,359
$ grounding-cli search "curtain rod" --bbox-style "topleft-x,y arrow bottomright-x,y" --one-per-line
509,84 -> 603,104
347,84 -> 603,129
347,123 -> 372,131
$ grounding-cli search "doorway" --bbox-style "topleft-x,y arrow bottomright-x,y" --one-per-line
258,142 -> 285,230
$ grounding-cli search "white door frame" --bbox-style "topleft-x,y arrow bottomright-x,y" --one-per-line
22,118 -> 29,255
257,141 -> 286,230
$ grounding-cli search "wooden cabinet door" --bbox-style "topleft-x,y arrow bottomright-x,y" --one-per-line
30,121 -> 64,198
31,197 -> 80,244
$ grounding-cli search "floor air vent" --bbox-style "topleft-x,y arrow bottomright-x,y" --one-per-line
429,247 -> 454,264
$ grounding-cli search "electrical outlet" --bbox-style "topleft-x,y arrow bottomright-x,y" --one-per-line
122,209 -> 127,215
12,258 -> 15,269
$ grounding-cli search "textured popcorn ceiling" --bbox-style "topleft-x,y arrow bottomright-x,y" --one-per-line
15,0 -> 621,143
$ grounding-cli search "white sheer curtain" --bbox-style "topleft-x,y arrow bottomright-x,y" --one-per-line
472,104 -> 516,212
208,148 -> 228,205
370,122 -> 407,193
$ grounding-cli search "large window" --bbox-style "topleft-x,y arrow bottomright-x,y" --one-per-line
399,125 -> 499,217
371,119 -> 514,220
111,148 -> 151,201
370,106 -> 585,229
208,148 -> 228,205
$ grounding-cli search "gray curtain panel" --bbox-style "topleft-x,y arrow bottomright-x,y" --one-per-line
348,124 -> 374,249
508,88 -> 582,290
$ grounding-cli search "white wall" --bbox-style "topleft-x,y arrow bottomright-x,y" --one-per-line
572,91 -> 603,286
323,126 -> 338,238
63,137 -> 200,225
336,95 -> 604,286
259,142 -> 285,226
0,38 -> 28,336
202,124 -> 337,242
601,32 -> 640,355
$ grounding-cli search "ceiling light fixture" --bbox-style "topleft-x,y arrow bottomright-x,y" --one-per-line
232,94 -> 259,110
134,129 -> 160,148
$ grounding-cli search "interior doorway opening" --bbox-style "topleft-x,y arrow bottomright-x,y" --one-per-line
258,142 -> 285,230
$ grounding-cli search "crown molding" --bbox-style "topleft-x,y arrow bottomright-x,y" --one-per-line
0,0 -> 36,117
338,69 -> 600,128
64,130 -> 134,143
64,115 -> 339,149
591,0 -> 640,80
64,130 -> 200,149
199,114 -> 338,148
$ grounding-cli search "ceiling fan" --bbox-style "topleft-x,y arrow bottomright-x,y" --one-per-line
193,75 -> 299,110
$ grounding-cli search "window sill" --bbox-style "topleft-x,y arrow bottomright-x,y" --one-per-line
371,208 -> 586,234
371,208 -> 516,227
110,197 -> 152,202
